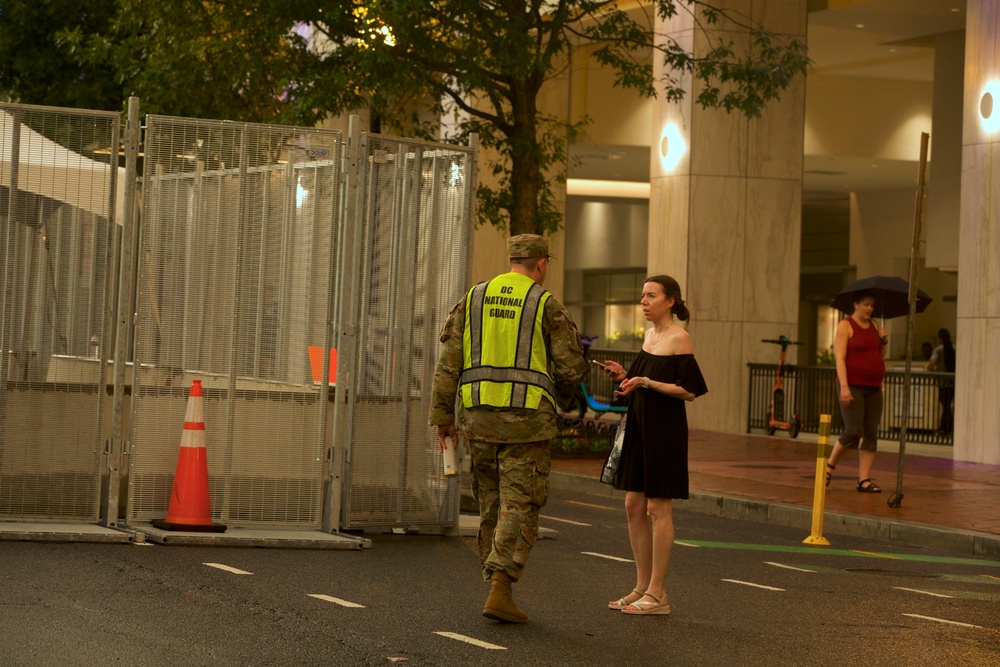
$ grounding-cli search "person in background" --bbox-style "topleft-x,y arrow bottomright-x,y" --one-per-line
920,341 -> 934,362
430,234 -> 586,624
927,328 -> 955,434
826,291 -> 887,493
597,275 -> 708,616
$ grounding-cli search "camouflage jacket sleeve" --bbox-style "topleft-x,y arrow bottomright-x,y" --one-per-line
429,298 -> 465,426
544,296 -> 588,411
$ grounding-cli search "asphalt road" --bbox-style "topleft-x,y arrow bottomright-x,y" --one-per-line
2,487 -> 999,666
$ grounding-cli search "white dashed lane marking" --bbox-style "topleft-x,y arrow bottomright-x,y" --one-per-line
894,587 -> 954,599
722,579 -> 785,591
765,561 -> 816,573
582,551 -> 634,563
434,632 -> 506,650
540,515 -> 591,526
903,613 -> 981,628
565,500 -> 616,511
203,563 -> 252,575
308,594 -> 366,608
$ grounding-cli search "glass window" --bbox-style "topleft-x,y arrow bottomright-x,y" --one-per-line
569,269 -> 646,350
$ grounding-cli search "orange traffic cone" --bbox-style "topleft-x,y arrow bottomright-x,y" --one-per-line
151,379 -> 226,532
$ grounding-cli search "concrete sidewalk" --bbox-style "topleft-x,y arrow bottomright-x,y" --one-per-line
550,429 -> 1000,559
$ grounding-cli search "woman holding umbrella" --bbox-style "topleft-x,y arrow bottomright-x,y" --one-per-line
827,290 -> 887,493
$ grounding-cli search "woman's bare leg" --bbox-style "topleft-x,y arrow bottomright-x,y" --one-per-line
641,497 -> 674,602
624,491 -> 652,595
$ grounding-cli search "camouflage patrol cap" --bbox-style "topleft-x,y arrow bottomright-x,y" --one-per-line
507,234 -> 553,259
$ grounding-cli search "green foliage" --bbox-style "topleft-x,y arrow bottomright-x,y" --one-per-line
816,346 -> 836,365
0,1 -> 122,110
552,424 -> 613,457
3,0 -> 809,236
57,0 -> 321,124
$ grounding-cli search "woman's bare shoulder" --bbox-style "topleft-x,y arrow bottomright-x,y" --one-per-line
669,326 -> 692,354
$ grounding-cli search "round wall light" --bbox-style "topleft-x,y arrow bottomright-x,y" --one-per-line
659,123 -> 687,172
980,80 -> 1000,133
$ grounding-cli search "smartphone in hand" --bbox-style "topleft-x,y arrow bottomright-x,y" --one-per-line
591,359 -> 608,369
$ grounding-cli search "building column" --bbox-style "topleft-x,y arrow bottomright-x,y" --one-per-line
955,0 -> 1000,464
649,1 -> 807,432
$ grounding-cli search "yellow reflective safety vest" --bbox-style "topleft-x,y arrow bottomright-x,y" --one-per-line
460,272 -> 556,410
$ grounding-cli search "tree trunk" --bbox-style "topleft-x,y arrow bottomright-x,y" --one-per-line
507,83 -> 541,236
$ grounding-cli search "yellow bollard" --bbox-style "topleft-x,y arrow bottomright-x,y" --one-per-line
803,414 -> 832,546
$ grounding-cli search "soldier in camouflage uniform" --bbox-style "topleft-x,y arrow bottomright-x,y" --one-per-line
431,234 -> 587,624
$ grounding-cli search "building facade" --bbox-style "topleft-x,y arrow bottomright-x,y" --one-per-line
467,0 -> 998,465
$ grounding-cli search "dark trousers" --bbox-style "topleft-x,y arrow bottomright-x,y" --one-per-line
838,385 -> 882,451
938,387 -> 954,434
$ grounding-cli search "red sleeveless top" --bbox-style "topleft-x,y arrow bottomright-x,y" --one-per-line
845,317 -> 885,387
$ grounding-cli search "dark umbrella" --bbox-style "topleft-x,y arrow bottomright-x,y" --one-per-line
832,275 -> 933,321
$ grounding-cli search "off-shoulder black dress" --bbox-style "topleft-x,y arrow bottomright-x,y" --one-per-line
614,351 -> 708,499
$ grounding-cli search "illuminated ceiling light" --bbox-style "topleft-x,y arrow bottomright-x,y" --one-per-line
855,23 -> 865,29
659,123 -> 687,172
566,179 -> 650,199
980,80 -> 1000,133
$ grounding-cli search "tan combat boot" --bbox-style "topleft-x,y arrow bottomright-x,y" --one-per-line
482,571 -> 528,623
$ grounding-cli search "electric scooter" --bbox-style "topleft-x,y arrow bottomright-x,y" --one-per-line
761,336 -> 802,438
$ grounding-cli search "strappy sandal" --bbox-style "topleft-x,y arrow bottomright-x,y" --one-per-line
826,463 -> 836,487
608,588 -> 643,610
857,478 -> 881,493
621,591 -> 671,616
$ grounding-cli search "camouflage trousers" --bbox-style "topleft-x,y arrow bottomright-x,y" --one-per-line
469,439 -> 551,583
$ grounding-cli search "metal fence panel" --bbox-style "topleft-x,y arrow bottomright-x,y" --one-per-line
746,363 -> 954,446
0,103 -> 120,520
340,134 -> 474,530
127,116 -> 342,527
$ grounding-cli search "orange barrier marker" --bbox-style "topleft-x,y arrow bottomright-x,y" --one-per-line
307,346 -> 337,384
151,379 -> 226,533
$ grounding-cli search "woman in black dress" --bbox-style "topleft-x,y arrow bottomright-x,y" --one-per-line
598,275 -> 708,616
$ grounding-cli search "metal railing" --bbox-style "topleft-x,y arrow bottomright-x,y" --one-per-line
586,347 -> 639,406
747,363 -> 955,445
